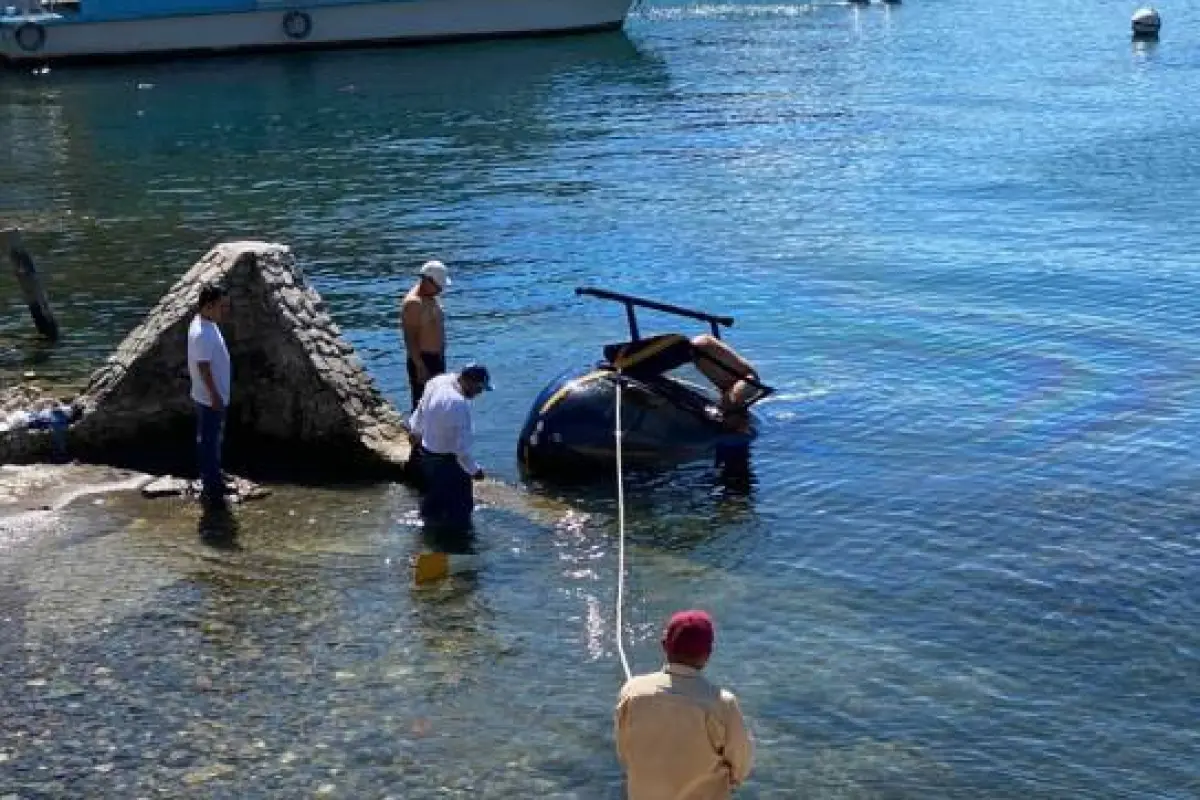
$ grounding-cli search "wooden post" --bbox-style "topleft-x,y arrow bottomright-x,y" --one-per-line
3,228 -> 59,342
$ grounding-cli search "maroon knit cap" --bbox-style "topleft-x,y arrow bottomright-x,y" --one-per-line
663,610 -> 715,661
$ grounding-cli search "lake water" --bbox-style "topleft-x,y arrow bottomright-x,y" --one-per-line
2,0 -> 1199,797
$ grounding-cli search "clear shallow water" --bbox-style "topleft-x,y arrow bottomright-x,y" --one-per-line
2,0 -> 1200,797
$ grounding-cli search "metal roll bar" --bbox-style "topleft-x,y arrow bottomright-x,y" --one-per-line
575,286 -> 734,340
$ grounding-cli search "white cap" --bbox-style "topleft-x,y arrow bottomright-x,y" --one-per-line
419,260 -> 451,289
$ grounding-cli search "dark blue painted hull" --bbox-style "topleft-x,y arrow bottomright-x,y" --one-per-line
517,364 -> 758,479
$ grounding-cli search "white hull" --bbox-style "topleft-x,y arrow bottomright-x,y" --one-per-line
1,0 -> 634,64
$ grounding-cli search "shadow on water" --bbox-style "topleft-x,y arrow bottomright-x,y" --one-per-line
69,34 -> 659,158
0,31 -> 674,385
418,517 -> 477,556
1,32 -> 670,199
523,452 -> 762,558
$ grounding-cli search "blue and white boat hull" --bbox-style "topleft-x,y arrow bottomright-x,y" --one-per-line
1,0 -> 635,65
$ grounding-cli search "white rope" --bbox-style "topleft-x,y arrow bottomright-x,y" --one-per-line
614,372 -> 633,682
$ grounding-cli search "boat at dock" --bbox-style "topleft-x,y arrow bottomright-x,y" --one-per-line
0,0 -> 635,65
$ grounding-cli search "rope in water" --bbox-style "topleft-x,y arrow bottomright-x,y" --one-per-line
614,372 -> 633,682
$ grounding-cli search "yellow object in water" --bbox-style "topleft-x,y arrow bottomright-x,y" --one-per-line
411,551 -> 485,584
412,551 -> 450,584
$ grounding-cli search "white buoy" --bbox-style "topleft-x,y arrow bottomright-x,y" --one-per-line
1131,7 -> 1161,39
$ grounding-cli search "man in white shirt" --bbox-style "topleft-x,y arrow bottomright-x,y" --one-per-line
187,283 -> 232,507
407,363 -> 491,530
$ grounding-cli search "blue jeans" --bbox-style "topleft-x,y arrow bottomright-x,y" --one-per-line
419,448 -> 474,531
196,403 -> 225,499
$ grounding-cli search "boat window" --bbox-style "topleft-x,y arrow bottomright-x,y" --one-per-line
18,0 -> 82,14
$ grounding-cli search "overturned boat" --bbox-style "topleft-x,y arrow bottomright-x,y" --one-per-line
518,288 -> 774,480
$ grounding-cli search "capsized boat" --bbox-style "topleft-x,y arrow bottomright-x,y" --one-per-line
518,288 -> 774,480
0,0 -> 635,65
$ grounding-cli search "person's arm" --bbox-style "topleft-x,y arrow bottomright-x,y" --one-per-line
614,689 -> 631,768
408,396 -> 425,444
453,400 -> 483,478
436,301 -> 446,359
197,362 -> 224,411
401,298 -> 428,381
720,691 -> 754,787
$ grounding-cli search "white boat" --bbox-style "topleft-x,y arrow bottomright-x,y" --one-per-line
0,0 -> 636,65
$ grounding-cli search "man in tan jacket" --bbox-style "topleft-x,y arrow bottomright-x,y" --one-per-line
615,610 -> 754,799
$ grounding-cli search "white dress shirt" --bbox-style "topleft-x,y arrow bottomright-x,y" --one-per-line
409,373 -> 480,475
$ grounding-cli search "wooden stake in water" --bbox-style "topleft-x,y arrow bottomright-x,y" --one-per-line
3,228 -> 59,341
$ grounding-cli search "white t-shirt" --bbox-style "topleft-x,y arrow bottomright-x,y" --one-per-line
187,314 -> 231,408
408,373 -> 480,475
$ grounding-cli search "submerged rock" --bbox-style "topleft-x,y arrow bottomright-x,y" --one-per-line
3,242 -> 410,481
0,384 -> 78,464
141,474 -> 270,503
140,476 -> 191,499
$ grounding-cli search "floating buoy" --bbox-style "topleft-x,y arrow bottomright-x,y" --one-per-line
1131,7 -> 1161,39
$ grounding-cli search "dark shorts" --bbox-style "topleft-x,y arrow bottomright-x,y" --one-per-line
602,334 -> 693,379
407,351 -> 446,410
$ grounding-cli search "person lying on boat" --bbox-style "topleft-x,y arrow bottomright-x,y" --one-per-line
690,334 -> 762,415
604,333 -> 767,427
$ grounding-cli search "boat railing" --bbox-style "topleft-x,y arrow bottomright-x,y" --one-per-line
575,286 -> 734,341
577,286 -> 775,407
8,0 -> 79,15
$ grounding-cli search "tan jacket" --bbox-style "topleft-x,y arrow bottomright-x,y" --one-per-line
615,664 -> 754,800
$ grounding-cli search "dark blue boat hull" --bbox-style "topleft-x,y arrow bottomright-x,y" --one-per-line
517,365 -> 759,479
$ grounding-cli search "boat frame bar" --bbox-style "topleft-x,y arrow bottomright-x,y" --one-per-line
575,287 -> 734,341
576,286 -> 775,410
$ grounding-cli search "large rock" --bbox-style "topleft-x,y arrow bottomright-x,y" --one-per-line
60,242 -> 410,480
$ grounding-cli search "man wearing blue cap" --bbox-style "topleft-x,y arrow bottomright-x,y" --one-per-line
407,363 -> 492,529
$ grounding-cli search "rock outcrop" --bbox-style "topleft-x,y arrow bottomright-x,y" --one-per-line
55,242 -> 410,480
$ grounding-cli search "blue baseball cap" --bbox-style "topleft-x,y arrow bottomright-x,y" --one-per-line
461,363 -> 493,391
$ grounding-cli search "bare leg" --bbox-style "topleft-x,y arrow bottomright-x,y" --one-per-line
690,335 -> 758,410
726,378 -> 756,410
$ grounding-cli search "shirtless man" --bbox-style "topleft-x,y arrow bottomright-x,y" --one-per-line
401,260 -> 450,410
